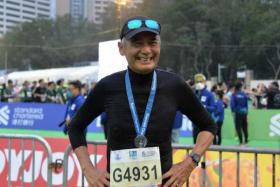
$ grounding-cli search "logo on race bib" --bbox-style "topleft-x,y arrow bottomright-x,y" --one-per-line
115,153 -> 121,161
0,105 -> 10,126
269,114 -> 280,137
129,150 -> 137,160
142,150 -> 156,157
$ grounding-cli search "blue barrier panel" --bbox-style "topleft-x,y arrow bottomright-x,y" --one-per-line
180,115 -> 193,137
0,102 -> 193,137
0,102 -> 67,131
0,102 -> 102,132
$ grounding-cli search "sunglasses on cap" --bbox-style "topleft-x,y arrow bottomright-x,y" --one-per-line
128,19 -> 160,30
121,19 -> 161,39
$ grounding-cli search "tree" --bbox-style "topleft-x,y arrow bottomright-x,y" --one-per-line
0,16 -> 100,70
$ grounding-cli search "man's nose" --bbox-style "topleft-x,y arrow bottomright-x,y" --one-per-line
140,43 -> 152,54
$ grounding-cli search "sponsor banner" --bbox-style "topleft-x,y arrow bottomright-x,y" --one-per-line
0,137 -> 107,187
0,137 -> 279,187
223,109 -> 280,141
0,102 -> 67,131
0,102 -> 278,141
0,102 -> 101,132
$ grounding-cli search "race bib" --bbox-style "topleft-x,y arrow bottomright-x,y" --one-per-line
110,147 -> 162,187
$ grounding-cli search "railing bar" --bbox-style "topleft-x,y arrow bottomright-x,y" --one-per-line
32,138 -> 35,187
186,148 -> 189,187
237,152 -> 240,187
254,153 -> 258,187
202,154 -> 206,187
63,145 -> 72,187
272,154 -> 275,187
8,137 -> 11,187
219,151 -> 222,187
21,140 -> 25,187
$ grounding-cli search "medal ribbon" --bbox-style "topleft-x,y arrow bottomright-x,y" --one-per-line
125,70 -> 157,136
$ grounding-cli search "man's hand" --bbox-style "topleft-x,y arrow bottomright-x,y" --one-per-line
162,157 -> 196,187
65,118 -> 71,126
83,166 -> 110,187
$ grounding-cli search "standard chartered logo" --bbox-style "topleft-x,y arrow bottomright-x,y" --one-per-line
269,114 -> 280,137
0,105 -> 10,126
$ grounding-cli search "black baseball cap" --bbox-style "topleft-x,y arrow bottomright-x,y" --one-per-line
120,16 -> 161,39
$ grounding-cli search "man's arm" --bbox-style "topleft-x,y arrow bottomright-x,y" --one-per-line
163,77 -> 216,187
68,80 -> 109,186
163,131 -> 213,187
190,131 -> 213,156
74,146 -> 110,186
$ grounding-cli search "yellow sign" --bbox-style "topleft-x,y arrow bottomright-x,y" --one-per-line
173,149 -> 280,187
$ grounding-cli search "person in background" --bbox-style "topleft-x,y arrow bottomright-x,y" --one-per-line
256,83 -> 267,108
172,111 -> 183,144
19,81 -> 33,102
0,83 -> 5,102
186,79 -> 195,91
3,80 -> 17,102
33,79 -> 47,103
56,79 -> 67,104
46,81 -> 57,103
230,82 -> 249,145
265,81 -> 280,109
90,81 -> 97,90
81,83 -> 90,98
62,80 -> 85,135
213,90 -> 225,145
193,73 -> 216,143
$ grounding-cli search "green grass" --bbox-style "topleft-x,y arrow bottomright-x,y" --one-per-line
1,128 -> 279,149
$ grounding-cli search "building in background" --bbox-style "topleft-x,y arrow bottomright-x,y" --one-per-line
56,0 -> 143,24
70,0 -> 87,21
56,0 -> 69,17
87,0 -> 142,24
0,0 -> 55,36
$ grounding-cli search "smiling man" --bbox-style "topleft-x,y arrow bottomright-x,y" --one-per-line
68,16 -> 217,187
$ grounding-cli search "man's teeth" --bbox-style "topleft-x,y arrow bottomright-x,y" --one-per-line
138,57 -> 152,61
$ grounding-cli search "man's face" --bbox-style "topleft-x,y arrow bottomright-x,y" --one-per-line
195,80 -> 206,90
69,85 -> 79,97
8,82 -> 13,88
119,32 -> 161,74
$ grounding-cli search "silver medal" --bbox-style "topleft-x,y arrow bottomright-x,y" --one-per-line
134,135 -> 147,148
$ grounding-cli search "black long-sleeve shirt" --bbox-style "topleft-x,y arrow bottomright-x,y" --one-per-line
68,68 -> 217,174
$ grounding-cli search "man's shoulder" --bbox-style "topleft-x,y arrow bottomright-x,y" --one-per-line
98,70 -> 126,85
202,88 -> 213,96
156,68 -> 179,77
156,69 -> 184,84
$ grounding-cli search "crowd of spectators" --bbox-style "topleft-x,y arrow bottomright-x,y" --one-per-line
0,79 -> 96,104
1,78 -> 279,109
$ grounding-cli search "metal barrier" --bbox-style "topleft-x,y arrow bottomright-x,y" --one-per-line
0,134 -> 53,187
62,140 -> 280,187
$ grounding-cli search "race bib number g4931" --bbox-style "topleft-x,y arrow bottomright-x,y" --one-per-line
110,147 -> 162,187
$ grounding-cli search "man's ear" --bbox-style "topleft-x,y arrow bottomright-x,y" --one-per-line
118,41 -> 125,56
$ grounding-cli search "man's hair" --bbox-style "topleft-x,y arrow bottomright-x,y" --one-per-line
56,79 -> 64,86
235,81 -> 243,90
48,81 -> 55,87
216,90 -> 224,99
120,34 -> 161,45
8,79 -> 13,84
69,80 -> 82,91
271,81 -> 279,89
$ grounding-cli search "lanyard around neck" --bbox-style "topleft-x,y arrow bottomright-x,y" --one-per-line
125,70 -> 157,136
